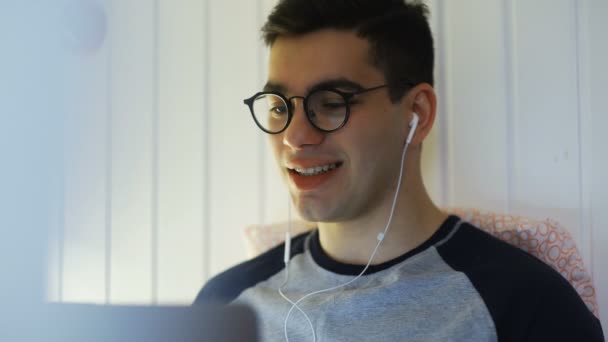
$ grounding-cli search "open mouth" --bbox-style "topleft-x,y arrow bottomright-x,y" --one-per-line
288,162 -> 343,177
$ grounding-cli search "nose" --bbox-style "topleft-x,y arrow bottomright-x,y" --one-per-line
282,98 -> 325,149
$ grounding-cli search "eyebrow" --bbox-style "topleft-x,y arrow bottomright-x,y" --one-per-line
263,78 -> 365,95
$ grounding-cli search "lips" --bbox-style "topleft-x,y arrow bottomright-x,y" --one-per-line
286,161 -> 343,191
291,162 -> 340,176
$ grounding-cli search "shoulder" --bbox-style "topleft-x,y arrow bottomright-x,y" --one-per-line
436,221 -> 565,313
192,231 -> 310,306
437,221 -> 604,341
437,220 -> 556,276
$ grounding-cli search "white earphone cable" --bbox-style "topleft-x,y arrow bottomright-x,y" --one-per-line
279,115 -> 417,341
279,195 -> 316,342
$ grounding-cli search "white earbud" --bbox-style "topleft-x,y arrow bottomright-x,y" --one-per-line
284,232 -> 291,264
406,113 -> 419,145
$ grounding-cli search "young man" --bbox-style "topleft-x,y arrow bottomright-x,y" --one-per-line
195,1 -> 604,341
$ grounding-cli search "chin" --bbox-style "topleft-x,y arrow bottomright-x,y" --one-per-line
294,201 -> 334,223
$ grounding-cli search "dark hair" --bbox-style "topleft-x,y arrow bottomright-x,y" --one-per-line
262,0 -> 434,102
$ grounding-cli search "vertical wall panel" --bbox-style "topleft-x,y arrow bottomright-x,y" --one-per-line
435,0 -> 453,208
104,0 -> 114,304
588,0 -> 608,327
574,0 -> 594,282
61,39 -> 110,304
208,0 -> 264,275
259,0 -> 294,226
201,0 -> 212,283
156,0 -> 206,304
151,0 -> 160,304
109,0 -> 154,303
444,0 -> 509,211
503,0 -> 517,215
511,0 -> 582,238
255,0 -> 268,227
420,0 -> 446,207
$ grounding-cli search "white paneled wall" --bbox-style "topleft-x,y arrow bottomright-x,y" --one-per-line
49,0 -> 607,329
512,0 -> 583,239
443,0 -> 512,212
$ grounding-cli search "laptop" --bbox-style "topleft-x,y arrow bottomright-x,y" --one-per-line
2,303 -> 257,342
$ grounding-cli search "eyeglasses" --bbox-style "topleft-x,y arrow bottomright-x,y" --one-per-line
243,84 -> 407,134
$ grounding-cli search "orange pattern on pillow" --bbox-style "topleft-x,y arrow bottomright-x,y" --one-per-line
243,208 -> 599,318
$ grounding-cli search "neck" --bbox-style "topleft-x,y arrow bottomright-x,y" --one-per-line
316,151 -> 447,266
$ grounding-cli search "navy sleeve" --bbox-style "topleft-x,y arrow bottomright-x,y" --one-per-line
523,280 -> 604,341
438,223 -> 604,341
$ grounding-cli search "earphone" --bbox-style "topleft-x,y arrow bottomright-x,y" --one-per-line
407,113 -> 419,144
279,112 -> 420,342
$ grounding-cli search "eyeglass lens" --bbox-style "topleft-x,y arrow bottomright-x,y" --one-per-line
251,90 -> 348,133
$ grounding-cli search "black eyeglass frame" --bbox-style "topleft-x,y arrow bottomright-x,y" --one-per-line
243,83 -> 414,134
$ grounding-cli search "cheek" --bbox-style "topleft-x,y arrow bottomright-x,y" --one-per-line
346,114 -> 406,178
350,111 -> 405,153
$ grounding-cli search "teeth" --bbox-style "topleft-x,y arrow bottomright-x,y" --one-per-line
293,163 -> 339,176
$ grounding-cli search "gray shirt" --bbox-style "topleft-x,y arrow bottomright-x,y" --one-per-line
195,216 -> 604,341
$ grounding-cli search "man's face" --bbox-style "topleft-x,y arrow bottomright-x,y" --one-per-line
267,29 -> 409,223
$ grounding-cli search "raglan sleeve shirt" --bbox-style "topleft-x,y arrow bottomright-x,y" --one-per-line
194,216 -> 605,341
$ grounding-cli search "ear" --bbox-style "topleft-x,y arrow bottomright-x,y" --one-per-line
403,83 -> 437,146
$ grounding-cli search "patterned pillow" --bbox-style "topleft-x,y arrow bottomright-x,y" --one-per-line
243,208 -> 599,318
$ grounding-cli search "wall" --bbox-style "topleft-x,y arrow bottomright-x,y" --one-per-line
46,0 -> 607,330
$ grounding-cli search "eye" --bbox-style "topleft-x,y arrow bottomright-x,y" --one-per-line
311,91 -> 345,111
321,101 -> 346,110
260,95 -> 288,117
269,104 -> 288,116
